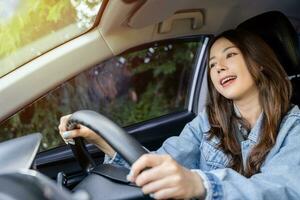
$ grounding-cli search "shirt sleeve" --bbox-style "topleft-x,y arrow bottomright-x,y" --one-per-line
103,146 -> 150,168
103,152 -> 130,168
192,169 -> 223,200
197,117 -> 300,200
155,113 -> 206,169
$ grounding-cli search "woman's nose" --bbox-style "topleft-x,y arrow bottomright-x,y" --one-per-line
216,63 -> 227,74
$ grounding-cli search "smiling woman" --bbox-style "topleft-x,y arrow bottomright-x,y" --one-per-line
0,0 -> 102,77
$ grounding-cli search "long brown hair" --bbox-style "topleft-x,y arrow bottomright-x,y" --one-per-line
206,29 -> 292,177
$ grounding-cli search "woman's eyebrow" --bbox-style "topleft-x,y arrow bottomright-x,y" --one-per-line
223,46 -> 236,52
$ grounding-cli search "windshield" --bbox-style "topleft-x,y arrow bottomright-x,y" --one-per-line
0,0 -> 102,77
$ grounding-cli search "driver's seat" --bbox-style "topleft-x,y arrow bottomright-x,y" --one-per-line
237,11 -> 300,106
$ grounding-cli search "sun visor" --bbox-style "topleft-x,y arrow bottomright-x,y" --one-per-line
127,0 -> 204,29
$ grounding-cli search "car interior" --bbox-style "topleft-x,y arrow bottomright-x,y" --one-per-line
0,0 -> 299,199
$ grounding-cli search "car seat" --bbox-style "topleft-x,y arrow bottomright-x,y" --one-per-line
237,11 -> 300,106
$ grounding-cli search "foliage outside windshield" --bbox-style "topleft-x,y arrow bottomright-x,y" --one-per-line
0,0 -> 102,77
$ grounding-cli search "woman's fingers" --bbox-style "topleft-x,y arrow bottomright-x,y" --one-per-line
128,154 -> 164,181
61,129 -> 81,140
128,154 -> 173,182
58,115 -> 99,143
58,114 -> 71,133
152,187 -> 181,200
134,159 -> 175,186
59,124 -> 85,141
58,114 -> 90,142
141,176 -> 178,195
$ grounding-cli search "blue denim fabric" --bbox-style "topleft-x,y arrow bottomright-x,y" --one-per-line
104,105 -> 300,200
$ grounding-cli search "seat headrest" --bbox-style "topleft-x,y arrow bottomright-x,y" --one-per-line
237,11 -> 300,76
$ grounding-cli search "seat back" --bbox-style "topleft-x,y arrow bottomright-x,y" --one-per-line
237,11 -> 300,106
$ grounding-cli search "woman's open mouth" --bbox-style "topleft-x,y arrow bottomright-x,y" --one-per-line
219,75 -> 237,88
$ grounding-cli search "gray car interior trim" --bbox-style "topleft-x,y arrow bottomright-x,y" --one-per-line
0,133 -> 41,173
188,37 -> 209,112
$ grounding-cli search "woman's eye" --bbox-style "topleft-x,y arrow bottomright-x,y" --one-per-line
226,52 -> 237,58
209,63 -> 216,68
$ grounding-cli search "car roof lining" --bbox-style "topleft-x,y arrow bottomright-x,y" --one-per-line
99,0 -> 300,56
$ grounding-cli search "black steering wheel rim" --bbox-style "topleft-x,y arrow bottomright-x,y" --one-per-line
66,110 -> 147,173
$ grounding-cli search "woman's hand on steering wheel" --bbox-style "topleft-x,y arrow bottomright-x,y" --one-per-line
58,114 -> 115,157
127,154 -> 206,200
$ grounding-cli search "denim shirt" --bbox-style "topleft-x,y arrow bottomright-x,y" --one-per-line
105,105 -> 300,200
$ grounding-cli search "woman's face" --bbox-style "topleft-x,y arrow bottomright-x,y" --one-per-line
209,37 -> 258,101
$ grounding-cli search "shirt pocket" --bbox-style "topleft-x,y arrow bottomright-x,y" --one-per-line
200,139 -> 230,170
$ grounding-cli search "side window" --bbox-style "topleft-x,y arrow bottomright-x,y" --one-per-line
0,38 -> 204,150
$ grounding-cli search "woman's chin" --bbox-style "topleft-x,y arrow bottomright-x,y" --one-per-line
221,92 -> 240,100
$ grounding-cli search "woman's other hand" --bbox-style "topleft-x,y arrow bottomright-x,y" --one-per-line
127,154 -> 206,199
58,114 -> 115,157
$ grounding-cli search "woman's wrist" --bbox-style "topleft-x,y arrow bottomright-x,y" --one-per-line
191,171 -> 206,199
95,142 -> 115,157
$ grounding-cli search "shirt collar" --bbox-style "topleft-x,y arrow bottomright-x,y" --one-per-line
233,103 -> 263,143
247,112 -> 263,143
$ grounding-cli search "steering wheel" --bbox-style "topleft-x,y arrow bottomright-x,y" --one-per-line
66,110 -> 148,174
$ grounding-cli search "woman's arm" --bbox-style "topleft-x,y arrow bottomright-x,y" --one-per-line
105,111 -> 208,169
